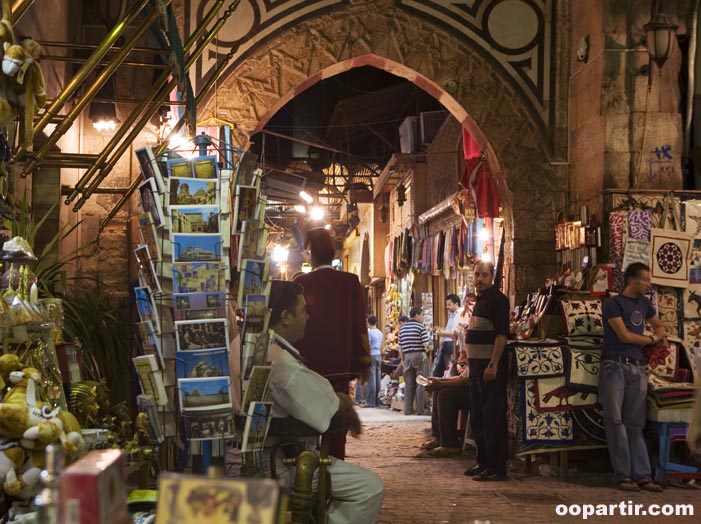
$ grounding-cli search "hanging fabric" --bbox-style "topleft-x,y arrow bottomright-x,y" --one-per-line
462,128 -> 481,160
650,197 -> 692,288
460,158 -> 500,219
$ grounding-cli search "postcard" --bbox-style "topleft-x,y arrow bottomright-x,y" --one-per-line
156,474 -> 280,524
139,178 -> 165,228
191,155 -> 219,179
172,262 -> 224,294
185,409 -> 235,441
255,194 -> 267,222
135,146 -> 166,193
241,401 -> 273,453
244,294 -> 269,336
135,286 -> 160,333
136,394 -> 165,443
178,376 -> 232,412
234,151 -> 259,187
169,177 -> 217,206
238,220 -> 268,265
175,319 -> 228,352
173,292 -> 227,321
167,157 -> 193,179
241,331 -> 273,381
173,233 -> 222,263
136,320 -> 163,367
232,185 -> 258,235
236,259 -> 270,306
176,348 -> 229,379
137,213 -> 160,261
241,365 -> 272,413
134,244 -> 161,294
170,206 -> 219,234
133,355 -> 168,406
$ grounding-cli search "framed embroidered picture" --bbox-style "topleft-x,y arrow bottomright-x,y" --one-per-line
649,228 -> 692,288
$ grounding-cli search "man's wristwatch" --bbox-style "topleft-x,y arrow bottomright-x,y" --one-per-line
487,362 -> 497,369
648,335 -> 656,344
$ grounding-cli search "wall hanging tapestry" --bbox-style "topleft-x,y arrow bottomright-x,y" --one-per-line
534,376 -> 599,412
628,209 -> 653,241
649,228 -> 692,288
609,212 -> 627,291
682,323 -> 701,382
561,300 -> 603,335
566,347 -> 601,391
514,344 -> 565,378
683,200 -> 701,236
522,379 -> 574,444
683,286 -> 701,319
656,287 -> 680,336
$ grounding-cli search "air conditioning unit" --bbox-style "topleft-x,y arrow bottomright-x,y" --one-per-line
399,116 -> 418,153
419,110 -> 449,145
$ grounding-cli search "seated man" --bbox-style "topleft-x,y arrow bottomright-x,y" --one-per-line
416,362 -> 469,458
265,279 -> 384,524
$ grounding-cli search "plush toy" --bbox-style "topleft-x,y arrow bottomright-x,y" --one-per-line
2,38 -> 46,147
0,354 -> 22,395
0,368 -> 44,440
0,438 -> 25,497
0,0 -> 15,127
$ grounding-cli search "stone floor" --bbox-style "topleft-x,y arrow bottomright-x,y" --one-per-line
348,407 -> 701,524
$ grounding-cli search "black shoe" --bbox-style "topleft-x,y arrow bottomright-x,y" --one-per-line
472,471 -> 508,482
464,465 -> 486,476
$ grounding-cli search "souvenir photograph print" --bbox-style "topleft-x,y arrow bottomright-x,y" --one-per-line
237,259 -> 270,305
134,244 -> 161,294
173,291 -> 227,321
173,233 -> 222,262
186,410 -> 235,441
233,185 -> 258,235
176,348 -> 230,379
172,262 -> 224,293
178,376 -> 232,412
137,213 -> 161,261
136,145 -> 166,193
135,286 -> 161,333
169,177 -> 218,206
170,206 -> 219,234
175,319 -> 228,351
139,178 -> 166,228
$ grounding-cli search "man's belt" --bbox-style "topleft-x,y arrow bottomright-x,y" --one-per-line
602,356 -> 645,366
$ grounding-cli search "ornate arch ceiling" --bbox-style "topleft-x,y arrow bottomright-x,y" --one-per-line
186,0 -> 557,131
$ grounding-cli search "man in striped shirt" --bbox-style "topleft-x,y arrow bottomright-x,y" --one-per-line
464,260 -> 511,481
398,306 -> 431,415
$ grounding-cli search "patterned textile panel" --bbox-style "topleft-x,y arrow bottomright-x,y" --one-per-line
534,376 -> 599,412
656,287 -> 681,337
643,342 -> 678,379
649,228 -> 692,288
628,209 -> 653,241
522,379 -> 575,445
608,212 -> 627,291
683,286 -> 701,319
514,344 -> 565,378
566,347 -> 601,391
680,324 -> 700,383
561,300 -> 603,336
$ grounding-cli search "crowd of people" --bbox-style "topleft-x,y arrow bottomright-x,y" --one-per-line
240,230 -> 672,524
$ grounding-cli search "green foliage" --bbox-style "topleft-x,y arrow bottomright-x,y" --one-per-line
61,282 -> 132,406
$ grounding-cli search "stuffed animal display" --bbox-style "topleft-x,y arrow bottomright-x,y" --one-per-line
0,0 -> 46,148
0,354 -> 85,504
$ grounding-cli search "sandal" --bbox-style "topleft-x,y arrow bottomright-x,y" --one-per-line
617,479 -> 640,492
420,438 -> 440,451
639,481 -> 663,492
427,446 -> 462,458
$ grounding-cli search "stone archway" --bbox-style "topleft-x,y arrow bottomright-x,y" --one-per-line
200,1 -> 567,299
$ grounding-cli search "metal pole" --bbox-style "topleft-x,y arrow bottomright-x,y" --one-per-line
66,0 -> 230,206
685,0 -> 699,159
20,3 -> 163,177
14,0 -> 151,160
11,0 -> 33,22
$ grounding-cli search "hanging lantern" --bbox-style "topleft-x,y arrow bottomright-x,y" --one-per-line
396,182 -> 406,207
643,0 -> 678,71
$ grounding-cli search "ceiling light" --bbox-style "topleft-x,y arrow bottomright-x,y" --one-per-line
272,245 -> 289,263
293,205 -> 306,213
478,227 -> 490,241
310,206 -> 325,221
324,224 -> 331,230
89,101 -> 118,132
299,191 -> 314,204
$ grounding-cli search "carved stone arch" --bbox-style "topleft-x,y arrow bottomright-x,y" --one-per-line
198,1 -> 567,299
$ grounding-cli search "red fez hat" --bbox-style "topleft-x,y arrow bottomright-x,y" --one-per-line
305,227 -> 335,258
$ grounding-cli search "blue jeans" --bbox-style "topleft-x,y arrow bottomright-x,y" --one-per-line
599,360 -> 652,484
365,355 -> 382,407
432,341 -> 453,377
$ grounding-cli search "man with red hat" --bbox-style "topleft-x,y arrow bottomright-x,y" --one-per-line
293,227 -> 371,459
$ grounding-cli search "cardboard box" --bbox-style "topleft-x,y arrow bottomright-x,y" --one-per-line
60,449 -> 128,524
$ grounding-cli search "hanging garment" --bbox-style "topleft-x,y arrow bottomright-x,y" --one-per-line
462,128 -> 481,160
460,158 -> 500,218
443,227 -> 452,280
608,212 -> 627,291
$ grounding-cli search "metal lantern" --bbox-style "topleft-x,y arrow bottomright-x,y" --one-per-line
643,0 -> 678,70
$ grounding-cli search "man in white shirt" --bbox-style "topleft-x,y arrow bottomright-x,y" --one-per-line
432,294 -> 461,377
265,280 -> 384,524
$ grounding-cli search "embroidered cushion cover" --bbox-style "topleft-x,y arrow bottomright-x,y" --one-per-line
561,300 -> 603,335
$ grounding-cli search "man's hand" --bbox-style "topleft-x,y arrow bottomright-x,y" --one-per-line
336,393 -> 362,438
483,366 -> 497,382
424,378 -> 442,393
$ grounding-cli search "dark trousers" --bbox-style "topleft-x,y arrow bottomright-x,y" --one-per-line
328,378 -> 350,460
468,357 -> 508,476
431,386 -> 470,448
432,341 -> 454,377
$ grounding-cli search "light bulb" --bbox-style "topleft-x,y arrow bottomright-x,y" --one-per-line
324,224 -> 331,230
478,228 -> 489,241
310,206 -> 325,221
293,205 -> 306,213
299,191 -> 314,204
